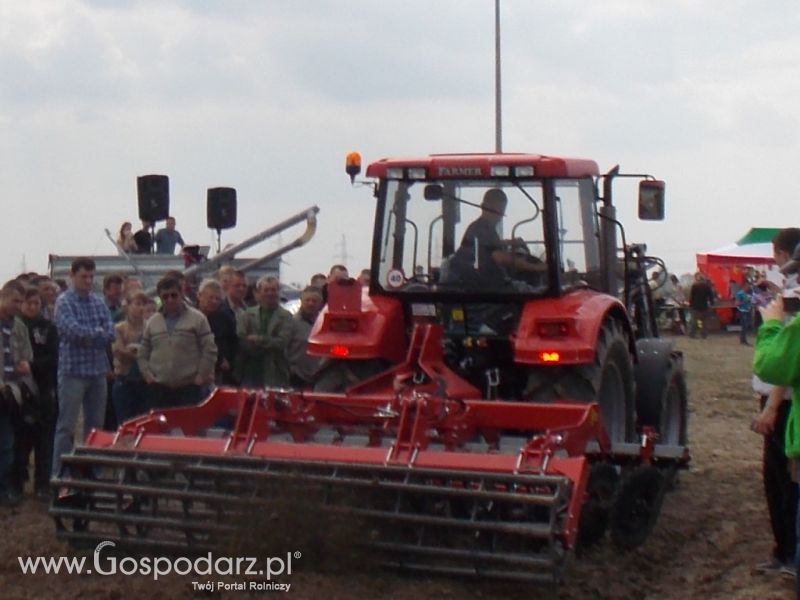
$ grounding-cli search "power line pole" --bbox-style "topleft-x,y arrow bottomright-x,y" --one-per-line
334,234 -> 353,266
495,0 -> 502,153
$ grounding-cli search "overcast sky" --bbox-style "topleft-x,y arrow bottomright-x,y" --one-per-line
1,1 -> 798,285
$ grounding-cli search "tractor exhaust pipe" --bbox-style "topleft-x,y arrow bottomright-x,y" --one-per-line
600,166 -> 620,295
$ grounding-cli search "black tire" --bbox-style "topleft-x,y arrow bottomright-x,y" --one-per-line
658,366 -> 688,446
313,359 -> 389,393
635,340 -> 688,446
610,466 -> 666,549
525,319 -> 636,444
577,462 -> 619,548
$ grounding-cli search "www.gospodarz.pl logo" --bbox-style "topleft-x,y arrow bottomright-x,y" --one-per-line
18,540 -> 298,589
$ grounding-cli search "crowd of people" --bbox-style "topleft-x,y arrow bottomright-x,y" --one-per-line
651,267 -> 786,345
650,270 -> 716,337
0,258 -> 364,507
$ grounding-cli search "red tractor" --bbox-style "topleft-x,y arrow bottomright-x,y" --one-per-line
51,152 -> 688,584
314,153 -> 683,443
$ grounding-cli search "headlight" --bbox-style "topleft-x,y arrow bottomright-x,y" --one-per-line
386,167 -> 404,179
407,167 -> 426,180
490,165 -> 510,177
514,165 -> 535,177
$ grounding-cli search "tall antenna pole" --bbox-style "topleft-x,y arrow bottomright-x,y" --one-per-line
494,0 -> 502,153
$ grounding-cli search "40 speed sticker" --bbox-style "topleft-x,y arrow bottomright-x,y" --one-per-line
386,268 -> 405,288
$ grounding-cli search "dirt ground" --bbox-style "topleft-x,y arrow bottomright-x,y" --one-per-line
0,333 -> 794,599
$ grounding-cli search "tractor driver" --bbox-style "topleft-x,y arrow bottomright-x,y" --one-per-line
448,188 -> 546,290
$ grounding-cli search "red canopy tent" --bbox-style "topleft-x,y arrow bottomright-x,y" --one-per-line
696,228 -> 777,298
696,228 -> 779,329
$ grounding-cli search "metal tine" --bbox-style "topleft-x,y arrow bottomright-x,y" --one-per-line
332,506 -> 556,537
52,478 -> 254,505
55,450 -> 573,563
54,491 -> 562,542
60,457 -> 566,508
55,466 -> 568,516
49,507 -> 236,533
64,450 -> 571,487
61,494 -> 209,512
380,560 -> 561,584
369,540 -> 557,568
79,502 -> 222,523
56,530 -> 217,553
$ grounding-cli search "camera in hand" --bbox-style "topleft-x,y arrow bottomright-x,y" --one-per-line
783,295 -> 800,313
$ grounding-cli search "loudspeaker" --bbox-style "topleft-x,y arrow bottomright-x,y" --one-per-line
137,175 -> 170,223
207,187 -> 237,230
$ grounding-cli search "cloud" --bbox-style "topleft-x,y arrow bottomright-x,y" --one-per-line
1,1 -> 800,283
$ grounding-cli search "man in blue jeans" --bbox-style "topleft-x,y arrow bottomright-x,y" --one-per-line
51,258 -> 114,479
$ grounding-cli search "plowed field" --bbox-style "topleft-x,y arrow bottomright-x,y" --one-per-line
0,334 -> 793,599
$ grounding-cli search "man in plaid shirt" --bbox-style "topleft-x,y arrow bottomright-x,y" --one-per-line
51,258 -> 114,478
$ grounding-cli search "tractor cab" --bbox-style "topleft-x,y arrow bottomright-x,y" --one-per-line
367,155 -> 604,337
370,157 -> 602,299
313,154 -> 611,398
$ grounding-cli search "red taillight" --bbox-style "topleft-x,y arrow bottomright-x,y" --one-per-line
540,351 -> 561,363
536,321 -> 569,338
329,317 -> 359,333
330,345 -> 350,358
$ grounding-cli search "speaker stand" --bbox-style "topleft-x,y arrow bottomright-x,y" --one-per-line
215,229 -> 222,254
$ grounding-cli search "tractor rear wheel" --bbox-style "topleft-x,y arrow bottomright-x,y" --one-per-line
525,319 -> 636,444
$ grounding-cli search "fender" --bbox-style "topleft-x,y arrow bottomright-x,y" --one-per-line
513,288 -> 633,366
307,282 -> 406,362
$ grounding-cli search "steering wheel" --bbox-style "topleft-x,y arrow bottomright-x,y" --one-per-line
508,237 -> 531,256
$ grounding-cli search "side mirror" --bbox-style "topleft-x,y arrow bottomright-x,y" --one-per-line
424,184 -> 444,201
638,180 -> 665,220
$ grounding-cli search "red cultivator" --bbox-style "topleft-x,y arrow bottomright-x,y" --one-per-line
51,324 -> 689,584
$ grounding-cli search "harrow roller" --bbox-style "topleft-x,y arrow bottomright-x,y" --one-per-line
50,386 -> 687,583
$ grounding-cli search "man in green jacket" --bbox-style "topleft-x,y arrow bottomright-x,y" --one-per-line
754,293 -> 800,596
236,276 -> 292,388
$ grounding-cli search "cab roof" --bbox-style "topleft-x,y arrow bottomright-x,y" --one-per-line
366,152 -> 600,179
